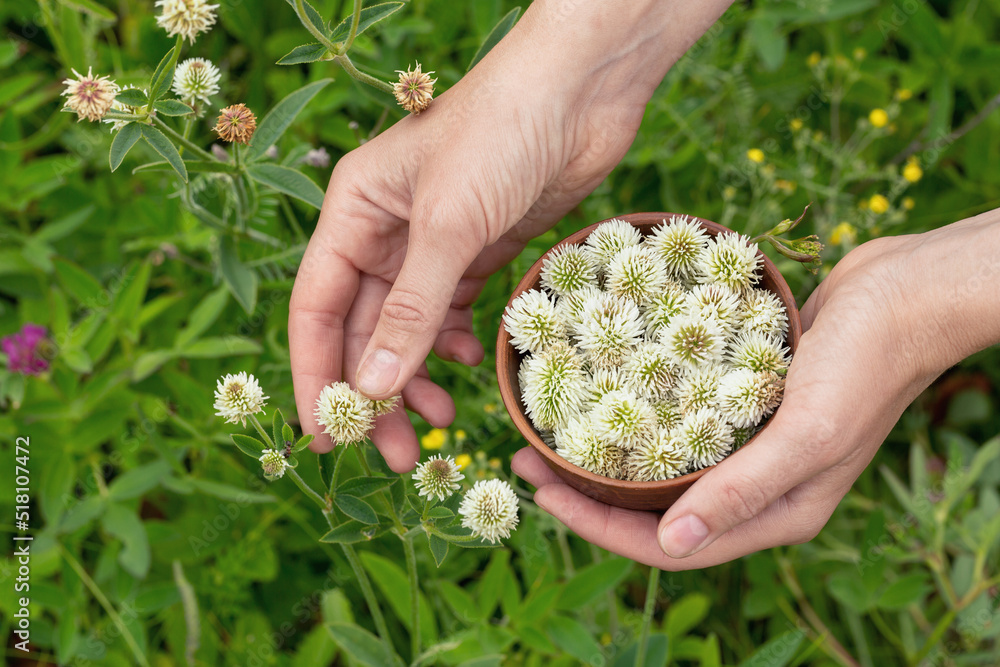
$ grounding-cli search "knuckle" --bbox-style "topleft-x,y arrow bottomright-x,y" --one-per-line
380,288 -> 433,334
718,474 -> 772,525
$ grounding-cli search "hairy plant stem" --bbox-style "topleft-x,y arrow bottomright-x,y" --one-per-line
333,54 -> 395,94
293,0 -> 338,52
403,533 -> 421,659
635,567 -> 660,667
152,116 -> 215,161
344,0 -> 363,52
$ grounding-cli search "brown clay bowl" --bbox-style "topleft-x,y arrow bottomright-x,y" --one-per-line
497,212 -> 802,511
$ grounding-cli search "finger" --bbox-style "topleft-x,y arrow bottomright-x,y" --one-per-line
433,306 -> 484,366
355,218 -> 482,400
401,372 -> 455,429
289,245 -> 359,454
511,447 -> 564,487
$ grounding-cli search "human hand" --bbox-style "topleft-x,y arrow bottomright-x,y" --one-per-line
512,212 -> 1000,568
290,0 -> 735,470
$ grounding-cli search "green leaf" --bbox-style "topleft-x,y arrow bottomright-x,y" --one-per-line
329,3 -> 406,43
132,349 -> 178,381
180,336 -> 261,358
247,79 -> 333,161
218,235 -> 259,314
174,287 -> 229,348
133,159 -> 237,175
109,122 -> 142,171
737,629 -> 804,667
59,0 -> 117,22
110,261 -> 151,336
428,533 -> 448,567
665,592 -> 712,639
153,99 -> 194,116
148,45 -> 181,103
293,434 -> 314,452
612,633 -> 669,667
282,423 -> 295,445
827,570 -> 873,613
438,579 -> 477,621
34,205 -> 95,243
108,460 -> 172,500
359,552 -> 437,644
338,476 -> 394,497
277,43 -> 329,66
53,258 -> 105,307
468,7 -> 521,71
326,623 -> 400,667
232,434 -> 265,458
878,574 -> 932,610
101,503 -> 151,579
477,550 -> 510,619
116,88 -> 149,106
139,125 -> 187,182
59,495 -> 107,533
748,14 -> 787,71
426,506 -> 454,520
556,558 -> 633,610
320,520 -> 385,544
545,615 -> 602,664
334,495 -> 378,524
185,478 -> 274,503
61,346 -> 93,373
284,0 -> 329,40
246,163 -> 325,208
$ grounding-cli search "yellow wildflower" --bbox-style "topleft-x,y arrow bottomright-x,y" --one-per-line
483,403 -> 497,414
421,428 -> 447,450
896,89 -> 913,101
775,179 -> 796,193
902,197 -> 915,210
746,148 -> 765,164
722,186 -> 737,200
868,108 -> 889,129
455,429 -> 467,442
789,118 -> 804,131
488,457 -> 501,470
807,52 -> 822,67
902,158 -> 923,183
869,194 -> 890,214
829,222 -> 857,245
853,47 -> 866,60
455,453 -> 472,469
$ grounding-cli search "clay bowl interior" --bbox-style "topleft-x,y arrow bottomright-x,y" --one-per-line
497,212 -> 803,511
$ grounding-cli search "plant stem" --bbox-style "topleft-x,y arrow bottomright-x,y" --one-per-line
278,194 -> 307,243
61,546 -> 151,667
287,468 -> 331,512
635,567 -> 660,667
293,0 -> 338,52
152,116 -> 215,161
344,0 -> 363,52
341,542 -> 397,663
333,54 -> 395,95
233,143 -> 243,171
403,534 -> 421,660
248,414 -> 275,448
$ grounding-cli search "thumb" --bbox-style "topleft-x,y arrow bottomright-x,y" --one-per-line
656,409 -> 831,559
355,218 -> 482,400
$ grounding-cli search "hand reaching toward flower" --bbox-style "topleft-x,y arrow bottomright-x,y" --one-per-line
290,0 -> 735,470
513,209 -> 1000,568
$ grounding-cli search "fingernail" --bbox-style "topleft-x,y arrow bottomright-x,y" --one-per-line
357,349 -> 400,397
659,515 -> 710,558
533,489 -> 551,513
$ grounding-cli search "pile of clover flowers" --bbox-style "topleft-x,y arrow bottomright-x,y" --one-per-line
212,372 -> 519,545
503,217 -> 791,482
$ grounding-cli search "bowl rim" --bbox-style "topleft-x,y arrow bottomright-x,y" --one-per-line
495,211 -> 803,494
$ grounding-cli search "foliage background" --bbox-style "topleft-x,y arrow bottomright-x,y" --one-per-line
1,0 -> 999,665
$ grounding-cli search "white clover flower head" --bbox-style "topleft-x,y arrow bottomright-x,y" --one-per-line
717,369 -> 784,429
576,293 -> 644,368
583,218 -> 642,270
683,284 -> 742,334
653,400 -> 683,429
459,478 -> 519,544
518,342 -> 587,430
643,283 -> 687,339
659,313 -> 725,370
553,284 -> 601,333
172,57 -> 221,104
586,366 -> 634,404
313,382 -> 374,445
258,449 -> 289,480
155,0 -> 219,43
555,416 -> 624,478
590,390 -> 656,451
606,245 -> 668,306
674,408 -> 734,469
541,244 -> 598,296
674,364 -> 726,413
623,342 -> 677,400
369,395 -> 401,416
626,428 -> 688,481
738,288 -> 790,337
727,330 -> 790,373
62,67 -> 120,122
103,85 -> 148,133
697,232 -> 762,291
413,455 -> 465,501
646,216 -> 709,280
213,372 -> 268,426
503,289 -> 564,354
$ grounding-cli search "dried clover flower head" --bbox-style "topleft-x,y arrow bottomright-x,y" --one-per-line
659,313 -> 725,370
674,364 -> 726,413
646,216 -> 709,279
553,284 -> 601,333
717,369 -> 784,428
259,449 -> 289,480
606,245 -> 668,306
541,244 -> 599,296
62,67 -> 119,122
590,390 -> 656,451
738,288 -> 789,337
214,103 -> 257,144
575,293 -> 644,368
727,330 -> 790,373
459,478 -> 519,544
684,284 -> 742,334
213,372 -> 268,426
369,395 -> 401,416
104,85 -> 148,133
623,342 -> 677,401
518,342 -> 587,431
674,408 -> 734,469
643,283 -> 687,338
155,0 -> 219,43
503,289 -> 565,354
583,218 -> 642,270
173,57 -> 221,104
413,455 -> 465,501
394,63 -> 436,114
586,366 -> 634,404
697,232 -> 762,291
314,382 -> 374,445
626,428 -> 687,481
555,416 -> 624,478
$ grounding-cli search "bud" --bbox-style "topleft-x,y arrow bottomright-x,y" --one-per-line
214,103 -> 257,144
61,67 -> 119,122
394,63 -> 436,114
